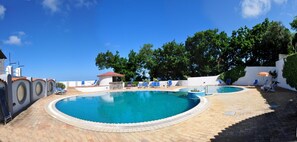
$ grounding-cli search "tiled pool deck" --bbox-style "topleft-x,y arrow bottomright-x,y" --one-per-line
0,86 -> 296,142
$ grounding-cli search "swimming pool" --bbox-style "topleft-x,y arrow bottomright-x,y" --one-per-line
55,91 -> 199,123
179,86 -> 244,95
47,91 -> 208,132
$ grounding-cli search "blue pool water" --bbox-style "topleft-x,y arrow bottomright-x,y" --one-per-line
56,91 -> 199,123
179,86 -> 244,94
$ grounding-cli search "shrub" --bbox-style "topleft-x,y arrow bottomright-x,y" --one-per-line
219,66 -> 246,84
56,82 -> 66,89
283,53 -> 297,89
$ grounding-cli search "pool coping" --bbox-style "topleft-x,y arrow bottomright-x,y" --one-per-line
45,92 -> 209,132
178,85 -> 248,95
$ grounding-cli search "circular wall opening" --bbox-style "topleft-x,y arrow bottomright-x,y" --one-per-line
48,82 -> 54,93
17,82 -> 27,104
35,82 -> 43,96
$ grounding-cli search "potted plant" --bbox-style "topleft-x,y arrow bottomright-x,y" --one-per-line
188,88 -> 205,98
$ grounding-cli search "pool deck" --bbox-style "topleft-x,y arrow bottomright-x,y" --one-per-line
0,86 -> 297,142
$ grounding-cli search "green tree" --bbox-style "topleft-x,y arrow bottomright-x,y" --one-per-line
227,26 -> 252,68
260,21 -> 292,65
137,44 -> 155,80
95,50 -> 129,80
185,29 -> 229,77
290,16 -> 297,52
150,41 -> 189,80
229,18 -> 292,66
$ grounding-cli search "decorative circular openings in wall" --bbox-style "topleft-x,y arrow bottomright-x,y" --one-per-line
48,82 -> 54,93
17,82 -> 27,104
35,82 -> 43,96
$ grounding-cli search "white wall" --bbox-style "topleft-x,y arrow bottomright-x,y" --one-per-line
75,86 -> 109,92
0,59 -> 5,75
187,75 -> 220,86
99,76 -> 112,86
31,80 -> 46,102
276,59 -> 296,91
12,80 -> 30,114
60,80 -> 97,89
234,66 -> 276,86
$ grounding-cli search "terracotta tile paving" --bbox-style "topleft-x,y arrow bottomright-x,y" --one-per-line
0,87 -> 296,142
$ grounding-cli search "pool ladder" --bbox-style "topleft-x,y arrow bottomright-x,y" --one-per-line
205,85 -> 210,95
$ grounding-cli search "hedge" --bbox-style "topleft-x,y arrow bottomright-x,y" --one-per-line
56,82 -> 66,89
283,53 -> 297,90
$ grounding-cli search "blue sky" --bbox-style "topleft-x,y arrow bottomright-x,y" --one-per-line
0,0 -> 296,81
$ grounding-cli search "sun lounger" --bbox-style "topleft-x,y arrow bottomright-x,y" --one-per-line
143,82 -> 149,88
55,88 -> 66,95
137,82 -> 143,88
151,82 -> 160,88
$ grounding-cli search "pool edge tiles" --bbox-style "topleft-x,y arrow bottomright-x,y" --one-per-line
45,94 -> 209,132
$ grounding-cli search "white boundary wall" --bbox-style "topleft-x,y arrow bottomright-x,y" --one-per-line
276,58 -> 296,91
187,75 -> 219,87
75,86 -> 109,92
60,80 -> 97,89
233,66 -> 276,86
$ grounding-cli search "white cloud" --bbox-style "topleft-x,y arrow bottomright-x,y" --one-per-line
42,0 -> 59,13
0,4 -> 6,19
241,0 -> 271,18
75,0 -> 97,8
41,0 -> 97,13
18,31 -> 26,36
273,0 -> 287,4
4,36 -> 22,46
241,0 -> 289,18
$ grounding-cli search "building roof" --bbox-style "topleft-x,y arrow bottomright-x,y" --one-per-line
0,50 -> 7,59
98,72 -> 125,77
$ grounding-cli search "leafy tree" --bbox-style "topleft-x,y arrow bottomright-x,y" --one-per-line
290,16 -> 297,52
290,16 -> 297,31
229,18 -> 292,67
185,29 -> 229,77
260,21 -> 292,65
137,44 -> 155,80
149,41 -> 189,80
95,50 -> 129,80
227,26 -> 252,68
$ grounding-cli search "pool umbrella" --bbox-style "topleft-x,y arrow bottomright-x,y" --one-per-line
257,72 -> 270,85
257,72 -> 270,77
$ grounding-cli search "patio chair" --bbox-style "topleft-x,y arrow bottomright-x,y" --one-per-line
137,82 -> 143,88
153,82 -> 160,88
167,80 -> 172,87
218,80 -> 224,85
126,82 -> 132,89
226,78 -> 232,85
143,82 -> 149,88
92,80 -> 98,86
0,88 -> 12,124
261,81 -> 277,92
253,79 -> 259,86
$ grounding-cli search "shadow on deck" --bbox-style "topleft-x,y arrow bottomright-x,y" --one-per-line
211,87 -> 297,142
